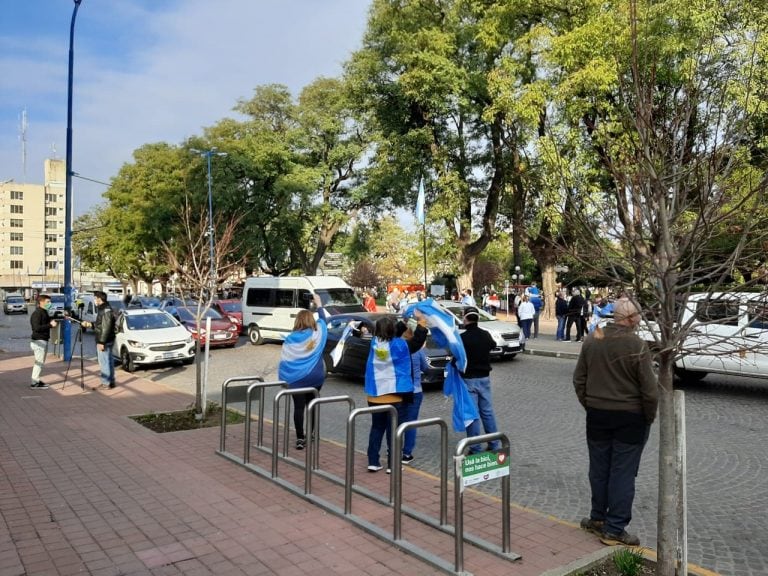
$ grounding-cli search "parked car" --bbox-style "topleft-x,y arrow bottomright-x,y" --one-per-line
112,308 -> 195,372
171,306 -> 239,348
48,293 -> 67,318
211,299 -> 244,334
3,295 -> 27,314
159,296 -> 198,313
439,302 -> 522,359
322,312 -> 451,386
127,295 -> 161,309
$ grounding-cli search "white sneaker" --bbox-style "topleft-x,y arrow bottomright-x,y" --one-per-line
367,464 -> 383,472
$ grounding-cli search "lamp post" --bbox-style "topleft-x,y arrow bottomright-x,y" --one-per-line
63,0 -> 83,362
190,148 -> 227,295
511,265 -> 523,291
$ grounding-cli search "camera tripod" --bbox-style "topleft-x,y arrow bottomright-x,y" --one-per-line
62,317 -> 86,391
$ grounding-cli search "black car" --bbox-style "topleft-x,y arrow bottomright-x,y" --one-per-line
127,295 -> 161,309
322,312 -> 451,386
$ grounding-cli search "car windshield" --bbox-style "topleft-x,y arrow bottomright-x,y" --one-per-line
125,313 -> 177,330
175,307 -> 223,322
50,295 -> 66,304
7,296 -> 23,303
443,304 -> 498,323
315,289 -> 360,306
217,301 -> 240,313
138,297 -> 161,307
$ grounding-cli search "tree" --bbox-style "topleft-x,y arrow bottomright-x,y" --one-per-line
542,1 -> 768,573
163,198 -> 248,417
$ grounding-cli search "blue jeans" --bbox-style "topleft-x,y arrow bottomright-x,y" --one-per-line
556,315 -> 566,340
520,319 -> 532,340
464,377 -> 500,454
587,412 -> 650,535
367,402 -> 400,467
97,344 -> 115,386
399,392 -> 423,456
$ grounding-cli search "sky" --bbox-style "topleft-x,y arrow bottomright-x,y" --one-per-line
0,0 -> 371,216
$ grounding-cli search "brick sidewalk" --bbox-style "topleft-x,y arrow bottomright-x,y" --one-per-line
0,352 -> 609,576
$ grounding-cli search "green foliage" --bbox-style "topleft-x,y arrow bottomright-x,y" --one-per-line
612,546 -> 646,576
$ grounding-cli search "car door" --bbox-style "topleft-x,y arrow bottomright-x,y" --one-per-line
682,298 -> 746,375
742,301 -> 768,376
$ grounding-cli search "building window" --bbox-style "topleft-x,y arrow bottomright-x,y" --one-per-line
10,260 -> 23,269
10,205 -> 23,214
10,246 -> 23,255
10,232 -> 23,241
45,207 -> 57,216
45,261 -> 58,270
45,220 -> 57,230
45,234 -> 57,243
46,247 -> 58,256
45,193 -> 57,203
11,190 -> 23,200
10,219 -> 23,228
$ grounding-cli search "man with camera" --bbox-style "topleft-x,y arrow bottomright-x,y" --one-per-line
81,291 -> 116,389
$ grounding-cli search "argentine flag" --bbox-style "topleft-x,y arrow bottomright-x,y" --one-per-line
403,298 -> 477,431
416,177 -> 425,225
278,320 -> 328,384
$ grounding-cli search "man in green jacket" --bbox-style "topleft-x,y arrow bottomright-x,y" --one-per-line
573,298 -> 658,547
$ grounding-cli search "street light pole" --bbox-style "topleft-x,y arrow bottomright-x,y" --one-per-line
190,148 -> 226,295
63,0 -> 83,362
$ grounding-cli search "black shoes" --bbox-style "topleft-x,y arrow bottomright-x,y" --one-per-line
580,517 -> 604,536
600,530 -> 640,546
295,438 -> 306,450
30,381 -> 49,389
401,454 -> 415,464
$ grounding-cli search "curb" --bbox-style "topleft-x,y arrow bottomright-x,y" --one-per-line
523,348 -> 580,360
539,546 -> 616,576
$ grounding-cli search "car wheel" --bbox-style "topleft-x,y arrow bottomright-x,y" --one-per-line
248,325 -> 263,345
674,367 -> 707,383
121,347 -> 136,373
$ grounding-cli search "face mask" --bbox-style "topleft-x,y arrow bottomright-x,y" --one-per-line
42,302 -> 52,310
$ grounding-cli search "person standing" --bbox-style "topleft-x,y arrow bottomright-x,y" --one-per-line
83,291 -> 116,389
565,288 -> 586,342
365,313 -> 427,472
29,294 -> 57,389
555,291 -> 569,341
573,298 -> 658,546
517,295 -> 535,350
486,291 -> 500,316
278,296 -> 329,450
460,289 -> 476,306
460,307 -> 501,454
399,336 -> 429,464
362,291 -> 377,312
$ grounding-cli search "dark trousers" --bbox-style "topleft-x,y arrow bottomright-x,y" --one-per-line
367,401 -> 401,467
566,315 -> 583,340
586,409 -> 650,535
292,390 -> 318,439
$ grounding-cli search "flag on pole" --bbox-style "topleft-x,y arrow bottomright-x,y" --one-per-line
416,177 -> 425,225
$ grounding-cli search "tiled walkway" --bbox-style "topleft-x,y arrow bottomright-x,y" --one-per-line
0,351 -> 609,576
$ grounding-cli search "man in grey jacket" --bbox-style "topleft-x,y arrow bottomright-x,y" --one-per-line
573,298 -> 658,546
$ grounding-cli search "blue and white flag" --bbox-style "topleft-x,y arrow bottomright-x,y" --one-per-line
403,298 -> 477,431
330,320 -> 356,367
278,321 -> 327,384
364,337 -> 414,396
404,298 -> 466,372
416,177 -> 425,225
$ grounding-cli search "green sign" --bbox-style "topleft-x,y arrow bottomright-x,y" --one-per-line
460,449 -> 509,490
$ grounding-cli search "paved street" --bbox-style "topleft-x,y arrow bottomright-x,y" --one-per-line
3,310 -> 767,575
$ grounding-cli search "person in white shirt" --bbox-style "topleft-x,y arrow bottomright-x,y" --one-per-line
517,294 -> 535,349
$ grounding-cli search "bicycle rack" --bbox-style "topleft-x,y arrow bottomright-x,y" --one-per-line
454,433 -> 518,573
219,375 -> 264,455
393,418 -> 448,540
244,380 -> 288,463
304,395 -> 356,495
271,387 -> 319,478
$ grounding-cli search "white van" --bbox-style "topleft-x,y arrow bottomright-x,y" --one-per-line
78,293 -> 127,330
242,275 -> 364,345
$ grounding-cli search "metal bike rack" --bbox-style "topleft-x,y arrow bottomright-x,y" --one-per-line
454,433 -> 517,573
344,404 -> 398,513
272,387 -> 319,478
392,418 -> 448,540
304,395 -> 356,495
219,376 -> 264,454
243,380 -> 288,463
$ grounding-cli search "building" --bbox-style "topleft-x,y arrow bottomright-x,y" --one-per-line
0,159 -> 66,297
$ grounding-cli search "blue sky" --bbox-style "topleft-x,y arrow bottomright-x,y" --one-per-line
0,0 -> 371,215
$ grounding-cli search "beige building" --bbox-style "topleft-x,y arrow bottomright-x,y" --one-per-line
0,159 -> 66,296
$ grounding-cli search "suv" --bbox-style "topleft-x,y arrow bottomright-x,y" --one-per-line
639,292 -> 768,381
3,295 -> 27,314
112,308 -> 195,372
440,302 -> 522,359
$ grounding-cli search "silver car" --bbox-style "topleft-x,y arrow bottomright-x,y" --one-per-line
440,302 -> 522,358
3,295 -> 27,314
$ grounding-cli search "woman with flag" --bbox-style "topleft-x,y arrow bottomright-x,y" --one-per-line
278,295 -> 329,450
365,312 -> 428,472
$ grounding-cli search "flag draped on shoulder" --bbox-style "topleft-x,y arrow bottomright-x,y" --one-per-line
403,298 -> 477,431
278,320 -> 327,384
364,337 -> 413,396
330,320 -> 355,367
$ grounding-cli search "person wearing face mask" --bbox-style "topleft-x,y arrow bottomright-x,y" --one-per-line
29,294 -> 58,389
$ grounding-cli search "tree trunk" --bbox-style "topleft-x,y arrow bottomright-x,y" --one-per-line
656,359 -> 678,576
541,264 -> 557,320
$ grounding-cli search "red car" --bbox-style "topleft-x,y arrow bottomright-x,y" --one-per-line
211,299 -> 243,334
172,307 -> 239,348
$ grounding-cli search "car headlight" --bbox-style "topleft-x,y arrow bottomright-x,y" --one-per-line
185,335 -> 193,344
127,340 -> 147,348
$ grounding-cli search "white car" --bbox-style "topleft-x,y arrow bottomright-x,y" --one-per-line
112,308 -> 195,372
440,302 -> 523,358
